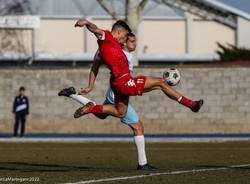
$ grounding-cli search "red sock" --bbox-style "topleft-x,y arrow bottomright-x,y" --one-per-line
85,105 -> 103,113
179,96 -> 196,109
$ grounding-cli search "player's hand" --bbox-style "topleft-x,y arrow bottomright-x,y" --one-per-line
78,87 -> 93,95
75,19 -> 88,27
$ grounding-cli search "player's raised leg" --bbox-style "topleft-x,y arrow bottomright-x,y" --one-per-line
143,76 -> 203,112
74,94 -> 129,118
58,87 -> 95,105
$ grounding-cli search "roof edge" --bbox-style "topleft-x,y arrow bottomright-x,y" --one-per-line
203,0 -> 250,20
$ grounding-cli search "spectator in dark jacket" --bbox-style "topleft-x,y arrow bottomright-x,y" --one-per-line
12,86 -> 29,137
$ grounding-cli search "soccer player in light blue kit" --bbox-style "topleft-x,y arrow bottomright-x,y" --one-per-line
58,33 -> 156,171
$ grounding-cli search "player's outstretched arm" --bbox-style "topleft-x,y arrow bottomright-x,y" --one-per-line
75,19 -> 103,39
79,51 -> 102,95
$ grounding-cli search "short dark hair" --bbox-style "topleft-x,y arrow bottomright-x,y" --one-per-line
127,32 -> 135,38
112,20 -> 131,33
19,86 -> 25,91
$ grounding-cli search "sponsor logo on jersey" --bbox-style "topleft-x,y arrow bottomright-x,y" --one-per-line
127,79 -> 136,87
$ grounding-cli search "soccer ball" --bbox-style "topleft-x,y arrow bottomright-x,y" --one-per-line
163,68 -> 181,86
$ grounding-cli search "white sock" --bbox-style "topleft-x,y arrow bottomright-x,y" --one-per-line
70,94 -> 96,105
134,135 -> 147,166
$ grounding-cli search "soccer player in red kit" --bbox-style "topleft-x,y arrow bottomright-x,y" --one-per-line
73,19 -> 203,119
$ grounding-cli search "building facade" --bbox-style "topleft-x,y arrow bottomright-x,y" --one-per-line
0,0 -> 249,62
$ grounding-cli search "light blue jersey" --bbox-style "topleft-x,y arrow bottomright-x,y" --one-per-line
104,50 -> 139,125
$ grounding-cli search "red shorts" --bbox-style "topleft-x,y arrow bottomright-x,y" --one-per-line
110,74 -> 146,96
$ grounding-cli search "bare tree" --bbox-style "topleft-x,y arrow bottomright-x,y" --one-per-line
0,0 -> 32,15
97,0 -> 149,65
0,0 -> 32,63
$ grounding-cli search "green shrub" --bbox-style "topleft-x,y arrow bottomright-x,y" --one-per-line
216,42 -> 250,61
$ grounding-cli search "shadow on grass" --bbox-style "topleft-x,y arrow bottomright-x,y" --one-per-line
0,162 -> 112,172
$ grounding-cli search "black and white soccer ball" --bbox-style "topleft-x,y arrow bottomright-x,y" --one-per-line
163,68 -> 181,86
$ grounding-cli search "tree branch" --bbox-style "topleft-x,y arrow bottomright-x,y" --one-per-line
139,0 -> 149,10
97,0 -> 119,20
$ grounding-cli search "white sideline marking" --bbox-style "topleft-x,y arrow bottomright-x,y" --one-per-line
63,164 -> 250,184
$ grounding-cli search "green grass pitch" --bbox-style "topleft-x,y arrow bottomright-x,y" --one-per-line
0,141 -> 250,184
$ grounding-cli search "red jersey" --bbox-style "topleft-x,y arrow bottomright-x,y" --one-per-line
98,31 -> 130,79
